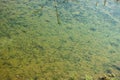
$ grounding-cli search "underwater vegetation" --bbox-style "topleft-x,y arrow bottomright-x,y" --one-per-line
0,0 -> 120,80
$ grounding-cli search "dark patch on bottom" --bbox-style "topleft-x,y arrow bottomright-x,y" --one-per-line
112,64 -> 120,71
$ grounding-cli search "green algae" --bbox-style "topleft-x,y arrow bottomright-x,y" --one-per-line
0,0 -> 120,80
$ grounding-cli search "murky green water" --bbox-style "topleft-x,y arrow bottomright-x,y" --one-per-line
0,0 -> 120,80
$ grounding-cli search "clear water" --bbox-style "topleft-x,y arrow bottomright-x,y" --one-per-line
0,0 -> 120,80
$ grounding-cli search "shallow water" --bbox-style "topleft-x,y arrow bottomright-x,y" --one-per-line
0,0 -> 120,80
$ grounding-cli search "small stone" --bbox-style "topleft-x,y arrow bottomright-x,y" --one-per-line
99,75 -> 110,80
16,74 -> 21,79
107,73 -> 115,77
